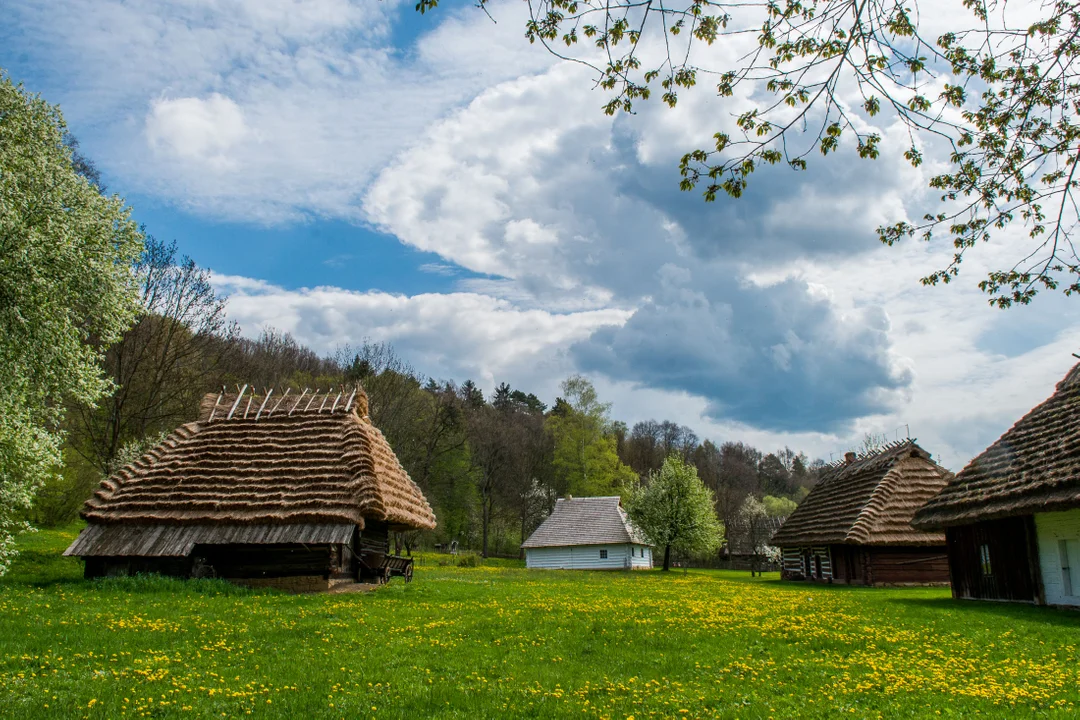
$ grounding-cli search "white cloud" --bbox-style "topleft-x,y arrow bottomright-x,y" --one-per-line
211,274 -> 632,389
9,0 -> 555,222
146,94 -> 247,170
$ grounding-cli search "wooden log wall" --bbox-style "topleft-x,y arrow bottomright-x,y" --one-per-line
780,546 -> 832,581
193,544 -> 334,579
864,546 -> 950,585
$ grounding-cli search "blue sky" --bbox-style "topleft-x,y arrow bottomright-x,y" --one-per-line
4,0 -> 1078,468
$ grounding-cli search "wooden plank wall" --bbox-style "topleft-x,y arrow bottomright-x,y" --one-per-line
865,547 -> 950,585
945,516 -> 1038,602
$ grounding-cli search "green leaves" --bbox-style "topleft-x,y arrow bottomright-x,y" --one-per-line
0,72 -> 143,574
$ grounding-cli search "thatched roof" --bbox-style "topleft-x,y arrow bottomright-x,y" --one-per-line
521,496 -> 648,548
771,441 -> 951,547
77,387 -> 436,533
914,364 -> 1080,529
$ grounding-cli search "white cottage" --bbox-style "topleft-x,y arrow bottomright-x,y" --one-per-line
522,496 -> 653,570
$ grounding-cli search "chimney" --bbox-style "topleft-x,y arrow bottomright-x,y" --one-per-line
844,451 -> 857,465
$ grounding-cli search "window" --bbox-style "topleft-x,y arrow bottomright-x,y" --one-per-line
979,544 -> 992,577
599,549 -> 608,559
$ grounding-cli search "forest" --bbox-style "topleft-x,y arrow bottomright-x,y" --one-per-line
33,235 -> 824,558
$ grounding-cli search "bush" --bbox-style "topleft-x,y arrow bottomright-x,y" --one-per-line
457,552 -> 480,568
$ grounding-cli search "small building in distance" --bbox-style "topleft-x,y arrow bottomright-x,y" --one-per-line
521,496 -> 652,570
771,440 -> 952,585
723,515 -> 785,572
65,386 -> 436,591
913,364 -> 1080,607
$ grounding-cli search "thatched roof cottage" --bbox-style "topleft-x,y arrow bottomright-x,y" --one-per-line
913,364 -> 1080,606
771,440 -> 952,585
521,496 -> 653,569
65,387 -> 436,591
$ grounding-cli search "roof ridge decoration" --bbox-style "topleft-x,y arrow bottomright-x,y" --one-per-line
822,438 -> 922,472
200,384 -> 370,423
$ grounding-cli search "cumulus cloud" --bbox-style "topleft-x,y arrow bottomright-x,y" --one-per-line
211,274 -> 632,388
572,270 -> 912,432
7,0 -> 555,222
146,94 -> 247,170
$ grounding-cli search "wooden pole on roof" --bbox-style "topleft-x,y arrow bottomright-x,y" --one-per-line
304,389 -> 320,412
290,388 -> 309,415
208,388 -> 225,422
227,384 -> 249,420
267,388 -> 290,417
343,388 -> 358,413
318,388 -> 333,413
255,388 -> 274,421
243,394 -> 254,419
330,390 -> 343,414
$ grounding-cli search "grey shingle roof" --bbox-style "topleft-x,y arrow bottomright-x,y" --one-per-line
521,496 -> 649,548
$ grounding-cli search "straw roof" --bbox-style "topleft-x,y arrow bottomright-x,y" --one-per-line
914,364 -> 1080,529
78,387 -> 436,532
771,441 -> 951,547
521,496 -> 649,548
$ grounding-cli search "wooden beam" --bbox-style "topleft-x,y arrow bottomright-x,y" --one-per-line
330,390 -> 343,414
304,389 -> 320,413
226,384 -> 249,420
207,389 -> 225,422
318,388 -> 333,413
267,388 -> 290,417
255,388 -> 274,421
289,388 -> 309,416
343,388 -> 357,413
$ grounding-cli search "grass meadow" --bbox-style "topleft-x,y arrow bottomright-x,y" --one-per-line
3,525 -> 1080,718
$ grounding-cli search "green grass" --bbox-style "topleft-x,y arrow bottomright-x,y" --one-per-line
3,529 -> 1080,719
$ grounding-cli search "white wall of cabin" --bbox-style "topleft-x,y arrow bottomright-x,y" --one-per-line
526,544 -> 652,570
1036,509 -> 1080,607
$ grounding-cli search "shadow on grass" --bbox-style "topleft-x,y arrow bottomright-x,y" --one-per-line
887,595 -> 1080,624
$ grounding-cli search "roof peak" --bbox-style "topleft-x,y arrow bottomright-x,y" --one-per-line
199,385 -> 370,423
824,438 -> 926,471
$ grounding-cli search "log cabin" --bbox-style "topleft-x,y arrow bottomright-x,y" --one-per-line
771,441 -> 952,585
913,364 -> 1080,607
65,386 -> 436,591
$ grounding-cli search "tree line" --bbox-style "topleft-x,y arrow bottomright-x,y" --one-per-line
31,232 -> 825,558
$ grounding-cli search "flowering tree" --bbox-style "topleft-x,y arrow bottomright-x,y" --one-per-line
0,73 -> 143,574
626,454 -> 723,571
